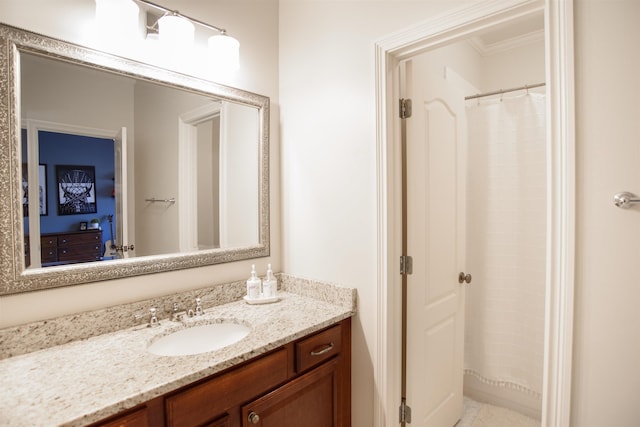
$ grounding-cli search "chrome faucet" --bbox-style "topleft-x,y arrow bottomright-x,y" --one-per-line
172,302 -> 188,322
194,297 -> 204,316
149,307 -> 159,327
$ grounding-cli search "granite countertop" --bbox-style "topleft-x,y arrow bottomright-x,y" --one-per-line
0,291 -> 354,426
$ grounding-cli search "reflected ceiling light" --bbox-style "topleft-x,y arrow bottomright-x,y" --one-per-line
95,0 -> 140,39
133,0 -> 240,69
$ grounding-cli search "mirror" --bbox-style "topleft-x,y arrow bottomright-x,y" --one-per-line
0,24 -> 270,295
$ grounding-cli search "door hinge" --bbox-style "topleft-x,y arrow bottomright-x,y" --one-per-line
399,98 -> 412,119
399,400 -> 412,424
400,255 -> 413,275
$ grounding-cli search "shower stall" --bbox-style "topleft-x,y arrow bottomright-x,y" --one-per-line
463,88 -> 547,419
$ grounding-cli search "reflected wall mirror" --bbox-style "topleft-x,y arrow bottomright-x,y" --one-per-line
0,24 -> 270,295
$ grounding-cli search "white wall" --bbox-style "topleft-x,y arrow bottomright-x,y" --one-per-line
280,0 -> 639,426
134,82 -> 213,256
480,38 -> 545,91
572,0 -> 640,425
20,54 -> 135,131
279,2 -> 469,426
219,102 -> 260,248
0,0 -> 280,328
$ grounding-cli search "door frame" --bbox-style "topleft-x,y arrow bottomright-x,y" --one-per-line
373,1 -> 575,426
178,102 -> 222,252
24,119 -> 120,267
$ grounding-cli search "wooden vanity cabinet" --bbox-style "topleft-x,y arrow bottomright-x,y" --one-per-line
91,318 -> 351,427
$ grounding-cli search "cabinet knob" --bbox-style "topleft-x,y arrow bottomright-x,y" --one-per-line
458,272 -> 472,284
247,411 -> 260,424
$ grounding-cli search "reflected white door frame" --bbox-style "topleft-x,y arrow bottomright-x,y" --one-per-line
178,102 -> 221,252
24,119 -> 119,267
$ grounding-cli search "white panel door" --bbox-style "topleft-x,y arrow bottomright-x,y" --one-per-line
404,55 -> 467,427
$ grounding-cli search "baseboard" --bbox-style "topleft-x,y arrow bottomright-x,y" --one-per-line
463,373 -> 542,420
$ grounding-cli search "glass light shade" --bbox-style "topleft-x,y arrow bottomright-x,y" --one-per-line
208,34 -> 240,71
95,0 -> 140,39
158,15 -> 195,48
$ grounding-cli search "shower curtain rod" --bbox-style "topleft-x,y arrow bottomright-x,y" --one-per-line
465,82 -> 546,101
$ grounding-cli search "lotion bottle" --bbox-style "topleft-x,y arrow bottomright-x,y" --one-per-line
246,264 -> 261,299
262,264 -> 277,298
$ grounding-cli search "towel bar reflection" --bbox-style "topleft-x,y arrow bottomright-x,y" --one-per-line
145,197 -> 176,204
613,192 -> 640,209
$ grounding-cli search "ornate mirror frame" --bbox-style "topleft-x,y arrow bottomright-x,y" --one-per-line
0,24 -> 270,295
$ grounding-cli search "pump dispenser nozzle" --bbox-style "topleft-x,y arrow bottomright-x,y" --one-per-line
262,263 -> 277,298
246,264 -> 261,299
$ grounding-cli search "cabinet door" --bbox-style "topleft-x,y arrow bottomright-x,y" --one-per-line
165,348 -> 288,427
242,358 -> 339,427
203,413 -> 229,427
93,407 -> 149,427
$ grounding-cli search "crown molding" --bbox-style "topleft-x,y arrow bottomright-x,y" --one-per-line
468,28 -> 544,56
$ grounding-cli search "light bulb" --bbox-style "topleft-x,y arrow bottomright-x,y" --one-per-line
208,33 -> 240,71
158,15 -> 195,48
95,0 -> 140,40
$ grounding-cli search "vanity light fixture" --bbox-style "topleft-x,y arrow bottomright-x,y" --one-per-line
94,0 -> 240,70
95,0 -> 141,40
135,0 -> 240,70
157,13 -> 195,47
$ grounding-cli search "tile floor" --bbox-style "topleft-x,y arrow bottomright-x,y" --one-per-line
456,397 -> 539,427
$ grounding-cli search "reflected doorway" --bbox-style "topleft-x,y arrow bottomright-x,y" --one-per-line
22,121 -> 122,268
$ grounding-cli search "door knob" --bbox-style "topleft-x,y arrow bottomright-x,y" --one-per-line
613,192 -> 640,209
458,272 -> 472,284
248,411 -> 260,424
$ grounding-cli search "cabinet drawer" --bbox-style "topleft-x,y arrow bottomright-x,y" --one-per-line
94,407 -> 149,427
58,231 -> 101,246
40,236 -> 57,248
58,245 -> 101,262
296,324 -> 342,373
165,348 -> 289,427
41,248 -> 58,263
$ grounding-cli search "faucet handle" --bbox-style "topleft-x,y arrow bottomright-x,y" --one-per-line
195,297 -> 204,316
149,307 -> 159,327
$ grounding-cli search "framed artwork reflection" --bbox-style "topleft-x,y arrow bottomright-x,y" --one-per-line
56,165 -> 97,215
22,163 -> 48,216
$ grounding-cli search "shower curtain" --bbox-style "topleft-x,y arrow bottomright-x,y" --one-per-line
464,92 -> 546,398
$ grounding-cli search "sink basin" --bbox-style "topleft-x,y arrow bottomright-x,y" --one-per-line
147,322 -> 251,357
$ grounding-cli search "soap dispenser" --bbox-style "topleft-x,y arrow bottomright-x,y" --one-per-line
262,264 -> 277,298
246,264 -> 261,299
